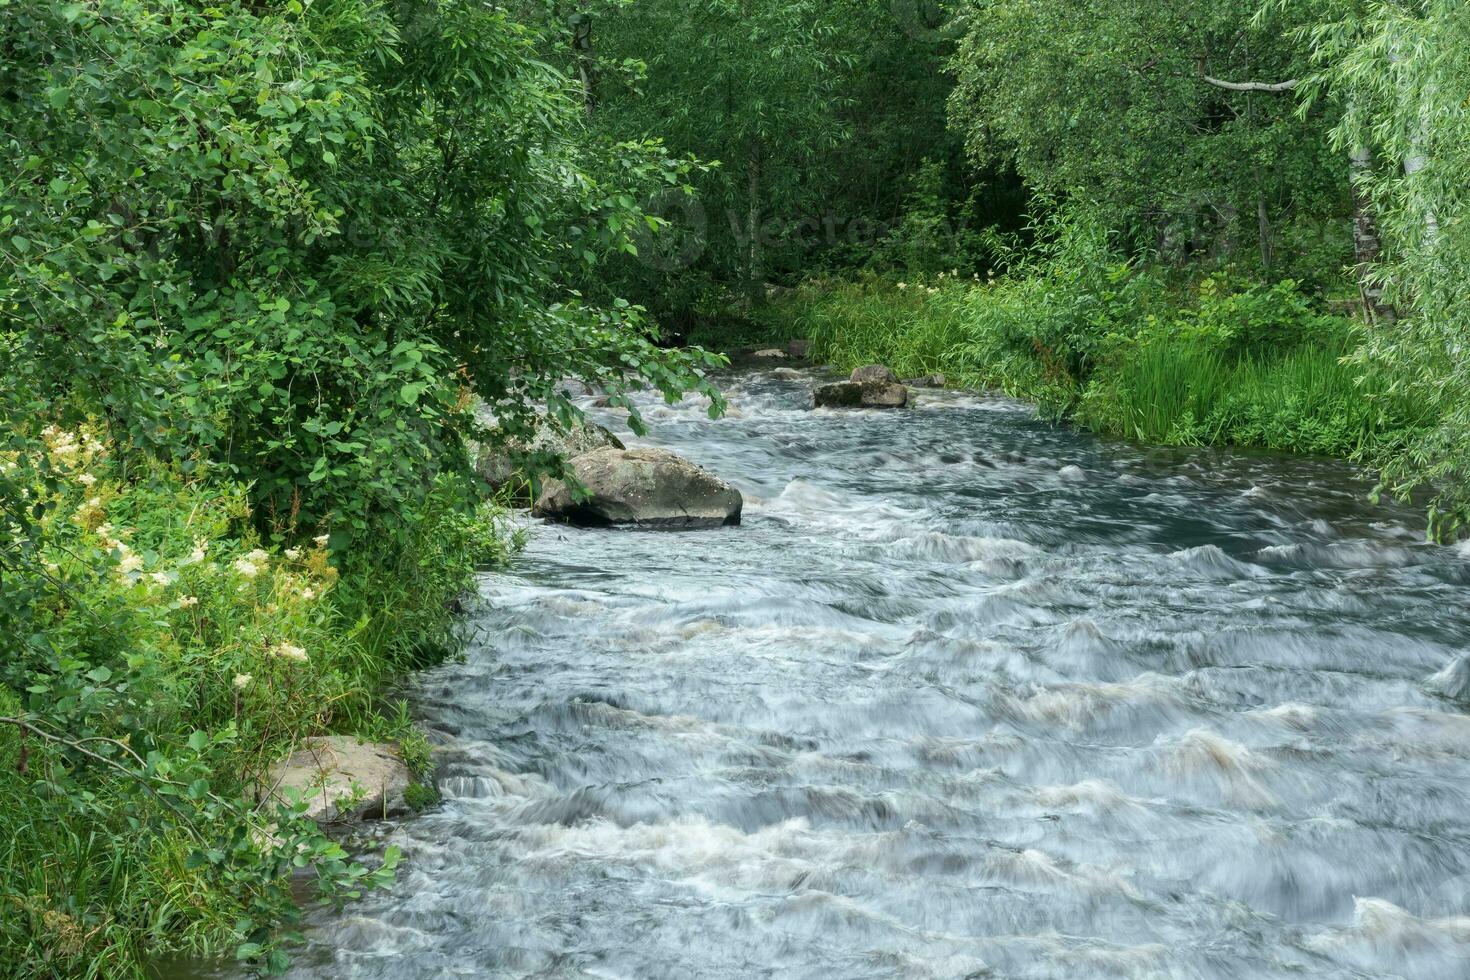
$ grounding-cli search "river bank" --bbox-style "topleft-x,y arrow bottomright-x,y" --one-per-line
0,436 -> 512,978
721,274 -> 1446,536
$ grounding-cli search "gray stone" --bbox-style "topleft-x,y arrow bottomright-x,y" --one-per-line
860,382 -> 909,408
259,736 -> 412,824
814,364 -> 910,409
850,364 -> 900,386
771,367 -> 803,380
902,373 -> 946,389
813,382 -> 864,407
533,447 -> 742,528
786,339 -> 810,359
752,348 -> 788,360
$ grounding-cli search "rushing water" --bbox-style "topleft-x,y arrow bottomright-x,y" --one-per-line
276,369 -> 1470,978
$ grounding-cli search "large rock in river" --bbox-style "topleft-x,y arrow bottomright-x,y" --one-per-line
259,736 -> 412,824
533,447 -> 742,528
814,364 -> 910,409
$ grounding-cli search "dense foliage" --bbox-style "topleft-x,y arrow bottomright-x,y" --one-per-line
1306,0 -> 1470,536
949,0 -> 1346,274
1,0 -> 720,973
5,0 -> 1470,974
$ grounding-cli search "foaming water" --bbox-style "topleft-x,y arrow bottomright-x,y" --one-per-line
224,369 -> 1470,978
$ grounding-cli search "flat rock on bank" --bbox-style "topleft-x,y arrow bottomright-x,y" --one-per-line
533,447 -> 742,528
814,364 -> 910,409
260,736 -> 412,824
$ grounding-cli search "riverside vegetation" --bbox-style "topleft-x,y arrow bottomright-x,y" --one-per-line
4,0 -> 1470,976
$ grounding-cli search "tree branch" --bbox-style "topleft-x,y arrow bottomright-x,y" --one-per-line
1201,74 -> 1298,93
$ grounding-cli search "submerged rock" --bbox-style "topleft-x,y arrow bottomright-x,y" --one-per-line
771,367 -> 803,380
260,736 -> 412,824
474,416 -> 625,496
814,364 -> 910,409
752,348 -> 789,360
533,447 -> 742,528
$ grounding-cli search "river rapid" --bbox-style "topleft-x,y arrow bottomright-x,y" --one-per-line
284,368 -> 1470,978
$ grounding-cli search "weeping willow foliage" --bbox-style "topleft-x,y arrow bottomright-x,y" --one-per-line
1308,0 -> 1470,536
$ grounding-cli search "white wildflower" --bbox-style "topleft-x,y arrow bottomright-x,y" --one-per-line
233,673 -> 252,690
300,587 -> 316,601
896,282 -> 908,291
234,558 -> 259,579
149,571 -> 170,587
178,595 -> 199,608
272,642 -> 308,663
313,534 -> 330,548
246,548 -> 269,564
284,548 -> 302,561
118,554 -> 144,574
78,473 -> 97,487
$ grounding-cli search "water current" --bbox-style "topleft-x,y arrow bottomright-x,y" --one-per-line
246,368 -> 1470,978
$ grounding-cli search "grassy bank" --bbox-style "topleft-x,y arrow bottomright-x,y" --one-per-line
0,429 -> 510,977
752,269 -> 1439,468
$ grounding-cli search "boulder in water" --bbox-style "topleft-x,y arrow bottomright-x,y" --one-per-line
533,447 -> 742,528
903,373 -> 946,389
259,736 -> 413,824
786,339 -> 810,359
814,364 -> 909,409
771,367 -> 803,380
752,348 -> 788,360
813,381 -> 864,407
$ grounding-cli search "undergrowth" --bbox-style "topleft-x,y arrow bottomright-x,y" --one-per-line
0,427 -> 511,977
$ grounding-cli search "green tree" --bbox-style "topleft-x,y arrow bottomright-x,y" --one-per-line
588,0 -> 858,312
0,0 -> 720,552
949,0 -> 1346,269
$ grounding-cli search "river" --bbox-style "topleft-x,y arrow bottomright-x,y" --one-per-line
263,368 -> 1470,978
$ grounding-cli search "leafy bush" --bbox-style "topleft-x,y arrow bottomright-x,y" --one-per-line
0,0 -> 722,550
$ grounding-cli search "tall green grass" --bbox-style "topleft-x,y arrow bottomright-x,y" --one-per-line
767,278 -> 1056,402
1078,336 -> 1432,458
